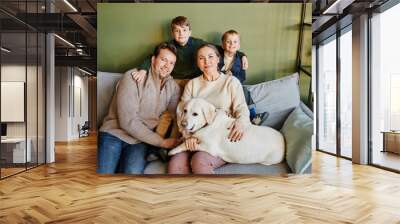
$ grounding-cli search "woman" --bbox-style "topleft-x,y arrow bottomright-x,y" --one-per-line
168,44 -> 250,174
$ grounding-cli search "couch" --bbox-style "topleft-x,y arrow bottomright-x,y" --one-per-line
97,72 -> 313,175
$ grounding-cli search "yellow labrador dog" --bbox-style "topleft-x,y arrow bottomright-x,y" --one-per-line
168,98 -> 285,165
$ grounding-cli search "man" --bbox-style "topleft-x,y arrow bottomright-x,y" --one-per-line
97,42 -> 181,174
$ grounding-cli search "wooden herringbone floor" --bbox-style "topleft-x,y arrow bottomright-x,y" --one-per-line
1,135 -> 400,224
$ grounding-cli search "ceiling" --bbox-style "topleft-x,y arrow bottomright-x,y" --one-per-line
2,0 -> 393,72
1,0 -> 312,73
311,0 -> 392,44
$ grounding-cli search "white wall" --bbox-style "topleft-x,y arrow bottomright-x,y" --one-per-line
55,67 -> 70,141
71,72 -> 89,138
1,63 -> 46,164
1,65 -> 39,138
54,67 -> 89,141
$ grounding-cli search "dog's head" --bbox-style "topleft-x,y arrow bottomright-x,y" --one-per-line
177,98 -> 217,133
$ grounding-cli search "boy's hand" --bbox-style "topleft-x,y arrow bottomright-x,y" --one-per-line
241,56 -> 249,70
131,69 -> 147,83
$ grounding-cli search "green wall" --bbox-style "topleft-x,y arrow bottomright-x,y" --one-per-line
98,3 -> 311,84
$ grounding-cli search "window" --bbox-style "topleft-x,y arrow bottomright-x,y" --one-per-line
317,36 -> 337,154
339,28 -> 352,158
370,2 -> 400,171
0,2 -> 46,179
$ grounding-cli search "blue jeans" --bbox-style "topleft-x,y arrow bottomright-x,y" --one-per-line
97,132 -> 149,174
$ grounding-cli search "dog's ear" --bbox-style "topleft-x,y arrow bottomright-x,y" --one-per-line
176,101 -> 185,117
202,101 -> 217,125
176,101 -> 185,124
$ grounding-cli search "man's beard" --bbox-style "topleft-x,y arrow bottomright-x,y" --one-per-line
157,68 -> 170,79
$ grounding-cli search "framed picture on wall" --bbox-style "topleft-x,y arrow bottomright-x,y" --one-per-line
1,81 -> 25,122
97,3 -> 313,175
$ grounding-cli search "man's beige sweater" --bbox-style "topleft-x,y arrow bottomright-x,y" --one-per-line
181,73 -> 250,126
100,68 -> 181,146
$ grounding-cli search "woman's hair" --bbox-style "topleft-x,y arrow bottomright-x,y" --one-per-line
195,43 -> 221,61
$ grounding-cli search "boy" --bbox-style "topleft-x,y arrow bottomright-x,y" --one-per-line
218,29 -> 246,84
132,16 -> 248,84
218,30 -> 259,122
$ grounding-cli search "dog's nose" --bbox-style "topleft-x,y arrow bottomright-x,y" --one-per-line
181,120 -> 188,128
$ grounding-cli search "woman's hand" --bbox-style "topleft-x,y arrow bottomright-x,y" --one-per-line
185,137 -> 200,151
228,120 -> 244,142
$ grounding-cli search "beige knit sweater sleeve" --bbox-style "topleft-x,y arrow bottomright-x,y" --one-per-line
116,73 -> 164,146
228,77 -> 250,126
181,79 -> 194,103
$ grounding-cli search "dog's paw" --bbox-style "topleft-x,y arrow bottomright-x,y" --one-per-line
168,148 -> 180,156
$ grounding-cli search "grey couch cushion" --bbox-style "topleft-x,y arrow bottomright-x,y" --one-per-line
245,73 -> 300,130
97,71 -> 123,128
144,160 -> 168,174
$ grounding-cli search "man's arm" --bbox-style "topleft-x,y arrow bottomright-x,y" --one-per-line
229,78 -> 250,125
116,72 -> 164,147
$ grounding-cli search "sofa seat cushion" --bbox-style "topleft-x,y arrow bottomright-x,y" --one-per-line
215,162 -> 290,175
144,160 -> 291,175
144,160 -> 168,174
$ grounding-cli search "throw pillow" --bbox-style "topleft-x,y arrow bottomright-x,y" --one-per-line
280,106 -> 313,174
245,73 -> 300,130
